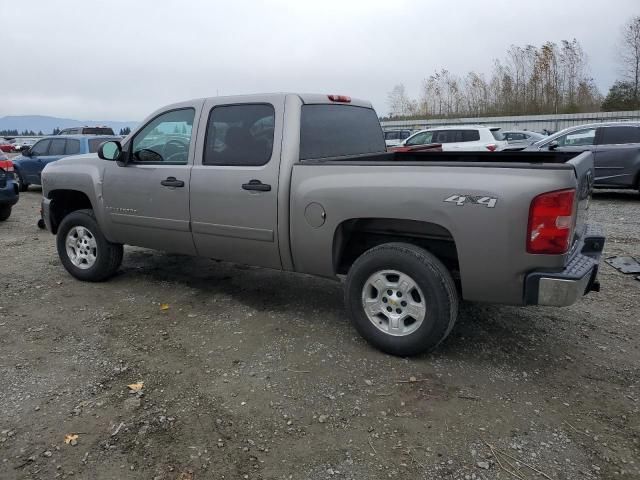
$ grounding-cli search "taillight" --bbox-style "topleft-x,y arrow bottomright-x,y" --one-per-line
327,94 -> 351,103
527,189 -> 576,254
486,144 -> 497,152
0,160 -> 13,172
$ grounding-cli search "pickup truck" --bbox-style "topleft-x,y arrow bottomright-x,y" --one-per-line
40,93 -> 605,356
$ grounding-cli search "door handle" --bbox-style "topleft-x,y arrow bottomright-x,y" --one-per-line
161,176 -> 184,187
242,179 -> 271,192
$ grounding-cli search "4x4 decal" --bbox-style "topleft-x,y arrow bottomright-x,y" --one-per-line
444,194 -> 498,208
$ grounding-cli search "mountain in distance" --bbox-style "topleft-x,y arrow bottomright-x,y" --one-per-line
0,115 -> 138,134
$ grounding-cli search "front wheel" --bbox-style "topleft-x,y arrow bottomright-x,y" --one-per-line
0,205 -> 11,221
56,209 -> 123,282
345,242 -> 458,356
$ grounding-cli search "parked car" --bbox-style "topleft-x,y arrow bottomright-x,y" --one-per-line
525,122 -> 640,191
58,126 -> 115,135
384,129 -> 413,147
14,138 -> 37,151
41,93 -> 603,356
0,157 -> 18,221
0,140 -> 15,152
501,130 -> 546,150
13,135 -> 120,191
399,126 -> 508,152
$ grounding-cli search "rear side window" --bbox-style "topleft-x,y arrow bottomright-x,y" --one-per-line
599,126 -> 640,145
431,129 -> 480,143
300,105 -> 385,160
49,139 -> 66,155
490,130 -> 505,141
65,139 -> 80,155
203,104 -> 275,166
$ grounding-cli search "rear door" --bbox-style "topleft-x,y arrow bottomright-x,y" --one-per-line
594,125 -> 640,187
189,97 -> 284,269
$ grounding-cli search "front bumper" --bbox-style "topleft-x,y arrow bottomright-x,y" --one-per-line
41,197 -> 53,232
524,224 -> 605,307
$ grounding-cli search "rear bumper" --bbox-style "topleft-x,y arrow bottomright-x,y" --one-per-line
524,224 -> 605,307
0,182 -> 19,207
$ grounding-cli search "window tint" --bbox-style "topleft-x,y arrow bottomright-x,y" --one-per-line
88,137 -> 119,153
82,127 -> 115,135
300,105 -> 385,160
30,139 -> 50,155
65,139 -> 80,154
556,128 -> 596,147
132,108 -> 195,164
400,131 -> 412,139
599,126 -> 640,145
431,129 -> 480,143
203,104 -> 275,166
406,131 -> 434,145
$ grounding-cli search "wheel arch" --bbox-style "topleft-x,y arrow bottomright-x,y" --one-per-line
47,189 -> 95,234
332,217 -> 460,288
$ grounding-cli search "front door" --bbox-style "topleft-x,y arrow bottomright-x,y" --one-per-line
20,138 -> 51,184
189,97 -> 284,269
101,104 -> 202,254
546,127 -> 597,155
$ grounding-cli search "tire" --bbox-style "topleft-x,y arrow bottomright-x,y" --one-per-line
0,205 -> 11,221
56,209 -> 123,282
15,169 -> 28,192
344,242 -> 458,356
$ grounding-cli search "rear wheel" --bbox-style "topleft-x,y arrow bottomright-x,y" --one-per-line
56,209 -> 123,282
0,205 -> 11,221
345,242 -> 458,356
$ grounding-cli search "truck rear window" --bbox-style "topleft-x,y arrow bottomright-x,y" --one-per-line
300,105 -> 385,160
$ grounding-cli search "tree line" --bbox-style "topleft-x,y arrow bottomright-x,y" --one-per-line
386,15 -> 640,119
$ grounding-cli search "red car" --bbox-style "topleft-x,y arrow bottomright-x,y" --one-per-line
0,141 -> 15,153
388,143 -> 443,153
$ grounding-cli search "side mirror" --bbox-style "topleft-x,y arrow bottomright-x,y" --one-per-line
21,147 -> 31,156
97,141 -> 123,161
547,141 -> 559,150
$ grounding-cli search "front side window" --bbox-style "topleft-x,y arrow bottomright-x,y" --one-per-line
30,139 -> 50,156
556,128 -> 596,147
131,108 -> 195,164
406,131 -> 433,146
204,104 -> 275,166
49,138 -> 66,155
65,139 -> 81,155
599,126 -> 640,145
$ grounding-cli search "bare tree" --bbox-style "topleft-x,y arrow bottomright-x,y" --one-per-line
387,84 -> 416,118
619,15 -> 640,101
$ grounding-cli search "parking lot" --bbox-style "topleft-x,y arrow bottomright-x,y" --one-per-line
1,189 -> 638,479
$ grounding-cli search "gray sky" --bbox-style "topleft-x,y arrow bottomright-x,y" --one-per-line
1,0 -> 638,120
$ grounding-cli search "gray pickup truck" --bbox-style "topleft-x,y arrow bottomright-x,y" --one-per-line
41,93 -> 605,356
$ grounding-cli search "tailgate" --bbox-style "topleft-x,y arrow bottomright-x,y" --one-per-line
567,151 -> 595,247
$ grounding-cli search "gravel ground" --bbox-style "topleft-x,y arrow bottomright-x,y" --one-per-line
1,189 -> 639,480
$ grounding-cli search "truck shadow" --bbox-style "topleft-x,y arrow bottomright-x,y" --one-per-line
592,190 -> 639,202
119,249 -> 575,372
